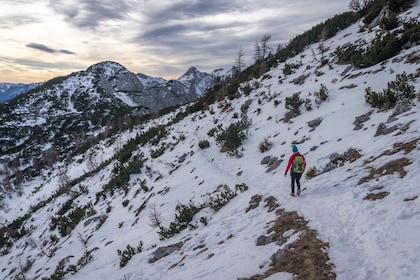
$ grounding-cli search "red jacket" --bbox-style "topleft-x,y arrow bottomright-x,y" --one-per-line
285,152 -> 306,174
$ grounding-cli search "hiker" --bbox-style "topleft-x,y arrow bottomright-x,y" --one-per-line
284,145 -> 306,196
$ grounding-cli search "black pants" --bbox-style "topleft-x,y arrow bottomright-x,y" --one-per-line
290,172 -> 302,193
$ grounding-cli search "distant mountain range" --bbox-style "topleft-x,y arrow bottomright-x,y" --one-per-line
0,61 -> 230,167
0,82 -> 42,102
0,63 -> 236,104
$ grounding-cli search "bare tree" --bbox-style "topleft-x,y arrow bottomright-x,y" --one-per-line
58,169 -> 72,194
253,41 -> 262,62
87,150 -> 99,172
235,46 -> 245,73
148,203 -> 162,228
349,0 -> 373,12
317,26 -> 329,65
260,34 -> 272,59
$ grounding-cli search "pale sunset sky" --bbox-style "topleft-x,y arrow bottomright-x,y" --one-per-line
0,0 -> 349,83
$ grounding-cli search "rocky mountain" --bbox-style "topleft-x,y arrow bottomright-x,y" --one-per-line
0,82 -> 42,102
0,62 -> 217,175
0,1 -> 419,280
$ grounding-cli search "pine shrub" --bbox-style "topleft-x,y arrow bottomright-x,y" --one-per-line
285,93 -> 304,115
365,72 -> 415,109
216,115 -> 251,152
198,139 -> 210,149
117,242 -> 143,268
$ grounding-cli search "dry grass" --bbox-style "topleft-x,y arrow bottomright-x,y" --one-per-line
364,138 -> 419,164
364,191 -> 390,201
358,158 -> 411,184
247,208 -> 335,280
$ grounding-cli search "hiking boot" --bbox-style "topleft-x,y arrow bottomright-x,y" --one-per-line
297,189 -> 301,195
290,192 -> 295,196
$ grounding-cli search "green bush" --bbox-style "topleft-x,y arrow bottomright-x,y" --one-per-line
401,19 -> 420,44
315,84 -> 329,105
285,93 -> 304,114
158,202 -> 201,239
380,12 -> 399,30
352,32 -> 402,68
158,184 -> 248,239
199,139 -> 210,149
388,0 -> 416,12
56,206 -> 87,236
150,145 -> 166,158
77,250 -> 94,269
216,115 -> 251,152
41,263 -> 66,280
351,20 -> 419,68
365,72 -> 415,109
363,0 -> 387,25
117,242 -> 143,268
122,199 -> 129,207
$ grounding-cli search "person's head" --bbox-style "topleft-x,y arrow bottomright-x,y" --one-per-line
292,145 -> 298,153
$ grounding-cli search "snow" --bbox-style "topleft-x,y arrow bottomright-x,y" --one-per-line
1,5 -> 420,280
114,91 -> 138,107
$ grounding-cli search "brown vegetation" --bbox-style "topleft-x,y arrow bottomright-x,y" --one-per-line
247,207 -> 335,280
359,158 -> 411,184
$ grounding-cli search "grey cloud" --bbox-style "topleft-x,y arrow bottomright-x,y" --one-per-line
26,43 -> 57,53
131,0 -> 349,77
147,0 -> 247,20
0,16 -> 39,29
25,43 -> 76,55
13,58 -> 84,70
48,0 -> 132,30
59,49 -> 76,55
140,24 -> 189,41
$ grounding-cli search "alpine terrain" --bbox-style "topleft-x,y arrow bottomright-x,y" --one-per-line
1,1 -> 419,280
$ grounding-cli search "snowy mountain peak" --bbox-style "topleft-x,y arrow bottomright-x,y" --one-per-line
178,66 -> 215,96
86,61 -> 128,75
136,73 -> 167,89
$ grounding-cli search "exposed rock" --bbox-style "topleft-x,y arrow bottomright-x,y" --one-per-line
261,155 -> 271,165
322,148 -> 362,173
387,99 -> 412,123
329,148 -> 361,164
341,65 -> 353,76
339,84 -> 358,90
375,123 -> 399,136
83,214 -> 107,227
148,242 -> 184,263
270,249 -> 285,262
265,158 -> 283,173
353,111 -> 372,130
307,117 -> 323,131
178,153 -> 188,163
291,73 -> 310,85
246,195 -> 262,212
256,234 -> 277,246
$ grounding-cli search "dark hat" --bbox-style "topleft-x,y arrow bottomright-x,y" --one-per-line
292,145 -> 298,152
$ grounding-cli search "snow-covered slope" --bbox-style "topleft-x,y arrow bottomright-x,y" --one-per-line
0,4 -> 419,280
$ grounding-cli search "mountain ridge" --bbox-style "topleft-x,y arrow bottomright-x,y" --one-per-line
0,61 -> 218,176
0,2 -> 419,279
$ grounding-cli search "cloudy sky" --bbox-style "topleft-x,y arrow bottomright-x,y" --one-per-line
0,0 -> 350,83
